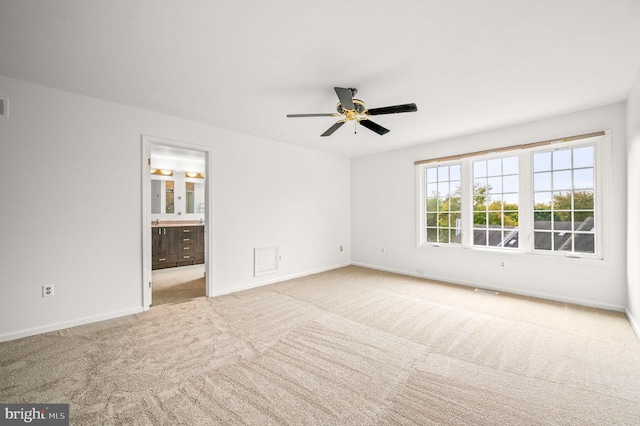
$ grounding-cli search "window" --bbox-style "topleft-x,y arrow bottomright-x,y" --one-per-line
472,156 -> 519,248
417,132 -> 605,258
424,164 -> 462,244
532,145 -> 595,253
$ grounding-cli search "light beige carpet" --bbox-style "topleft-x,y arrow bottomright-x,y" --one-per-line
1,266 -> 639,425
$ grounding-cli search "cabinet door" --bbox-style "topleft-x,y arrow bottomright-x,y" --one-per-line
152,227 -> 178,269
195,226 -> 205,264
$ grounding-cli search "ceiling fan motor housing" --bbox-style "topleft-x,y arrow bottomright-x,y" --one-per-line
337,99 -> 366,115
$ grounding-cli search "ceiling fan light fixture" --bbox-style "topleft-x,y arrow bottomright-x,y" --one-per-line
287,87 -> 417,137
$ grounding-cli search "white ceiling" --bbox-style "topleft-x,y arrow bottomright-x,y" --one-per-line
2,0 -> 640,158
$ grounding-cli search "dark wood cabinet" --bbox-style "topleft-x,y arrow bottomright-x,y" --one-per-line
152,225 -> 204,270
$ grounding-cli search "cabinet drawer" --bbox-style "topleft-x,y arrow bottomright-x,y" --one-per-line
178,244 -> 195,255
178,236 -> 194,245
152,254 -> 177,270
177,253 -> 195,266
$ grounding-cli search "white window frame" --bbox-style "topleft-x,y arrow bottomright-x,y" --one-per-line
416,132 -> 609,260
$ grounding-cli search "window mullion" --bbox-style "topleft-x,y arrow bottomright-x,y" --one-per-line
518,152 -> 533,253
460,159 -> 472,247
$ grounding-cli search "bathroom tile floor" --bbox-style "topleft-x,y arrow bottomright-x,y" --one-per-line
151,264 -> 206,307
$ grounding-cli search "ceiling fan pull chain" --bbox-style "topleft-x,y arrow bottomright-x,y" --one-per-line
354,120 -> 357,134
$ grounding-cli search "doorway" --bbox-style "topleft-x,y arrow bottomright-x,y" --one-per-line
141,136 -> 212,310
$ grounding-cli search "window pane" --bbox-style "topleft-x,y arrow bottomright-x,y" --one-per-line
503,193 -> 518,210
534,211 -> 552,229
450,164 -> 461,180
487,230 -> 502,247
534,172 -> 551,191
504,211 -> 518,227
574,191 -> 594,209
574,211 -> 594,227
574,233 -> 595,253
474,212 -> 487,226
534,231 -> 552,250
534,192 -> 552,209
552,191 -> 572,210
554,232 -> 572,251
451,181 -> 462,195
426,167 -> 438,183
439,228 -> 450,243
503,156 -> 518,175
487,177 -> 502,193
426,183 -> 438,198
449,194 -> 461,211
474,178 -> 487,194
488,212 -> 502,226
438,181 -> 449,197
426,213 -> 437,226
553,149 -> 572,170
474,161 -> 486,178
552,170 -> 572,190
426,197 -> 438,212
503,175 -> 518,193
533,152 -> 551,172
426,228 -> 438,242
573,169 -> 593,189
487,159 -> 501,176
438,166 -> 449,181
573,146 -> 594,168
474,229 -> 487,245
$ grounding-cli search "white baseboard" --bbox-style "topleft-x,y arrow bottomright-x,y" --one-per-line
0,307 -> 143,343
626,309 -> 640,341
1,263 -> 351,343
211,262 -> 351,297
351,262 -> 626,313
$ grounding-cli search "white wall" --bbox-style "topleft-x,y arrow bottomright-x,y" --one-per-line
0,76 -> 351,341
627,69 -> 640,334
351,103 -> 627,310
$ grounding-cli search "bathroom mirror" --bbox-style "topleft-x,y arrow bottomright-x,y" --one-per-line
186,182 -> 195,214
165,180 -> 175,214
186,181 -> 205,214
150,179 -> 175,214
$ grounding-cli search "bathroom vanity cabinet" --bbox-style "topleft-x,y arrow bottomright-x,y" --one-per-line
152,223 -> 204,270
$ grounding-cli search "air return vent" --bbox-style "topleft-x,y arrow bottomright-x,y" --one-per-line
0,98 -> 7,117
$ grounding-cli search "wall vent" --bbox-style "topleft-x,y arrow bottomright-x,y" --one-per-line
0,98 -> 7,118
254,246 -> 279,277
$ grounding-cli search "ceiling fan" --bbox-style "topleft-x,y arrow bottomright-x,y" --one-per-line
287,87 -> 418,137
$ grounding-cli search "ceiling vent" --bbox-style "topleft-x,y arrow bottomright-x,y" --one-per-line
0,98 -> 7,117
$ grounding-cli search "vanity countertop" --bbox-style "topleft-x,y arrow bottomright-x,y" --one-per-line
151,220 -> 204,227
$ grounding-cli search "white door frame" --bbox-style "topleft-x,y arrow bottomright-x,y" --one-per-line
141,135 -> 213,311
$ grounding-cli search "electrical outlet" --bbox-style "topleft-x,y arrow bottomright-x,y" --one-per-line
417,269 -> 424,275
381,248 -> 385,253
278,255 -> 282,261
42,285 -> 54,297
499,260 -> 507,269
339,245 -> 343,252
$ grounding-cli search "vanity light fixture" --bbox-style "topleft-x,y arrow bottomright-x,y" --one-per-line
150,169 -> 174,176
185,171 -> 205,179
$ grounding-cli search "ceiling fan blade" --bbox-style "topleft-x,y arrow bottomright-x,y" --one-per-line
366,103 -> 417,116
321,121 -> 345,137
287,113 -> 338,118
359,119 -> 390,135
334,87 -> 355,111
